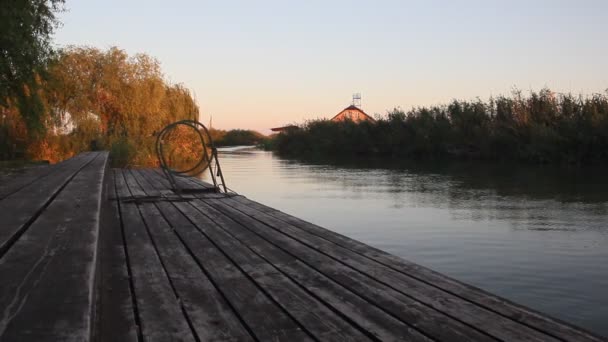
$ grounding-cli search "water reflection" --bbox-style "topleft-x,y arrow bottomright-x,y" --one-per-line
203,147 -> 608,336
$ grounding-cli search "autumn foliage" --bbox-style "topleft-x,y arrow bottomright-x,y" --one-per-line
0,46 -> 199,166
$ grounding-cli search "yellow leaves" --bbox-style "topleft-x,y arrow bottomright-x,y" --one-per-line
2,45 -> 198,164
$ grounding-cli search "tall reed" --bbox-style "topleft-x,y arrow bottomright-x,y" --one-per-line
273,89 -> 608,164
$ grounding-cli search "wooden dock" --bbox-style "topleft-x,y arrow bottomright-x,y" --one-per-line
0,152 -> 604,341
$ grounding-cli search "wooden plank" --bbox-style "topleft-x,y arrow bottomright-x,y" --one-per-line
144,168 -> 227,200
92,169 -> 139,341
121,168 -> 146,198
148,168 -> 214,193
144,168 -> 172,189
138,168 -> 183,198
127,170 -> 314,341
149,200 -> 314,341
115,170 -> 196,342
232,195 -> 605,342
127,169 -> 255,341
130,169 -> 162,197
177,173 -> 215,190
139,203 -> 254,341
134,170 -> 322,341
196,199 -> 495,342
141,168 -> 224,199
168,201 -> 373,342
169,199 -> 433,342
216,197 -> 568,342
0,163 -> 52,200
0,153 -> 89,201
151,168 -> 215,190
0,152 -> 108,341
0,152 -> 98,256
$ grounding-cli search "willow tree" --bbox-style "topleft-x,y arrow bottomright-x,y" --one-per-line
0,0 -> 65,136
37,46 -> 199,165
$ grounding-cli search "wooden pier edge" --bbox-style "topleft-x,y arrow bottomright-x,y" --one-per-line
227,194 -> 604,341
171,168 -> 606,341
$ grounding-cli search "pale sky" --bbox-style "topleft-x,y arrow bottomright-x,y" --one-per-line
55,0 -> 608,133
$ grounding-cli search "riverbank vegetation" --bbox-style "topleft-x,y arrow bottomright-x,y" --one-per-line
209,129 -> 267,147
0,46 -> 198,166
1,1 -> 198,166
273,89 -> 608,164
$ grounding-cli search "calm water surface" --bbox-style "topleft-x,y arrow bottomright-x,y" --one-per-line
203,147 -> 608,336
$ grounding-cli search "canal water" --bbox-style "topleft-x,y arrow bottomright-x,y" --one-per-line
202,147 -> 608,336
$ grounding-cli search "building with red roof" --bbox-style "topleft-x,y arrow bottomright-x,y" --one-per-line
330,105 -> 375,123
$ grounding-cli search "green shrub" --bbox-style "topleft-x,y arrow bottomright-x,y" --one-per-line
109,138 -> 134,168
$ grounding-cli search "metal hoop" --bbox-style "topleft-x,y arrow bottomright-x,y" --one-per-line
155,120 -> 227,193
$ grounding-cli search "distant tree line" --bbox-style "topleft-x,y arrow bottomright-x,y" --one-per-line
210,128 -> 267,147
272,89 -> 608,164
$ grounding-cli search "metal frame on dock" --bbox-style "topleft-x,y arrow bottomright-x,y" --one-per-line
155,119 -> 228,194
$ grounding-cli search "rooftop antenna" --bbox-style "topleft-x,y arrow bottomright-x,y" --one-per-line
352,93 -> 362,108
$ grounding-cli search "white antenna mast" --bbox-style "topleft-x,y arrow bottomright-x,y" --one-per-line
352,93 -> 362,108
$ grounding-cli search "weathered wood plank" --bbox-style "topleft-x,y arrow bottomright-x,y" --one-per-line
0,152 -> 108,341
147,168 -> 215,193
232,195 -> 605,342
151,168 -> 215,190
138,168 -> 186,199
154,199 -> 314,341
171,199 -> 432,342
0,153 -> 89,201
134,170 -> 318,341
120,174 -> 314,341
197,199 -> 495,342
144,168 -> 227,200
144,168 -> 172,189
121,169 -> 146,198
115,170 -> 196,342
0,152 -> 98,256
93,169 -> 139,342
130,169 -> 162,197
0,164 -> 53,201
215,197 -> 567,342
127,169 -> 255,342
168,201 -> 374,342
